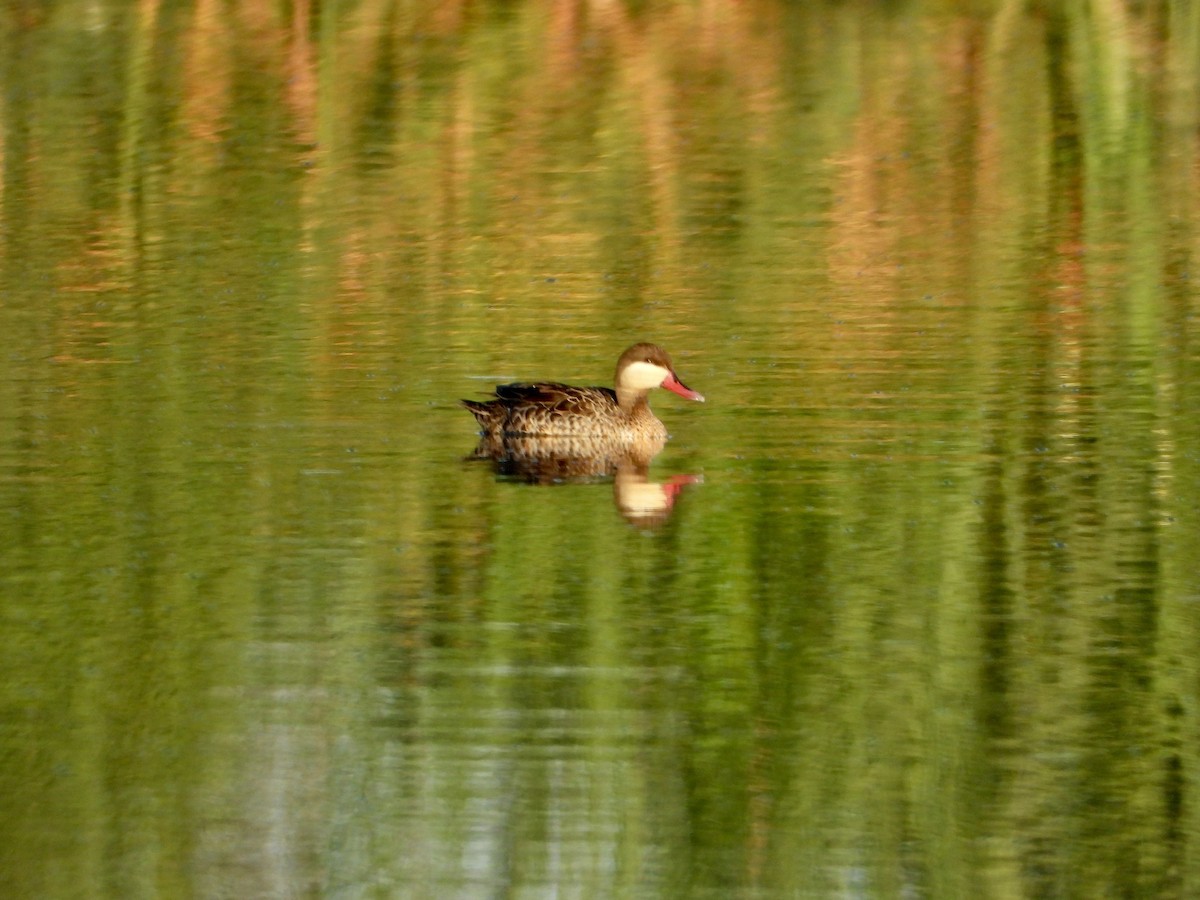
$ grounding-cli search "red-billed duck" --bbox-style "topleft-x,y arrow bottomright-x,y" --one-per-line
462,342 -> 704,439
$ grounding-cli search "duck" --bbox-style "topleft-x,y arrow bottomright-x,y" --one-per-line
462,342 -> 704,439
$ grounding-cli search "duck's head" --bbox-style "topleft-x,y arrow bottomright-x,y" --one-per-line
615,343 -> 705,405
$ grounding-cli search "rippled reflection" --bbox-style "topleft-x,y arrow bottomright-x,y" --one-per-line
469,432 -> 701,525
1,2 -> 1198,899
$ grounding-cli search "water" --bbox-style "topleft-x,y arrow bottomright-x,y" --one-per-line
2,2 -> 1199,898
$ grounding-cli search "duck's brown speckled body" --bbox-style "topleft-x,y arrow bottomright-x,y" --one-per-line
462,343 -> 704,440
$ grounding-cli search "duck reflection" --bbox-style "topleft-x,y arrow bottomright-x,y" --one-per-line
469,433 -> 700,527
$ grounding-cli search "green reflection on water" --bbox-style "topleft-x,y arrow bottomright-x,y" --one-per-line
1,2 -> 1199,898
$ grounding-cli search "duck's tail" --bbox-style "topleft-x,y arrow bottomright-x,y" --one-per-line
461,398 -> 498,430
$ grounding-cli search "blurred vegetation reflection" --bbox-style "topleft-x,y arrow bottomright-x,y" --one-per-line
1,1 -> 1199,898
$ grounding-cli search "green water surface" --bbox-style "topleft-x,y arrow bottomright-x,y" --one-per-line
2,2 -> 1199,898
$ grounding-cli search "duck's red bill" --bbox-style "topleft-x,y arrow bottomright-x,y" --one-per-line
662,372 -> 705,402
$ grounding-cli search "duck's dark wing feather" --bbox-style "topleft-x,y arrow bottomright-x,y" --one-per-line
494,382 -> 616,412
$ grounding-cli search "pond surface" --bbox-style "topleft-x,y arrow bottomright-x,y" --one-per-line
2,2 -> 1200,898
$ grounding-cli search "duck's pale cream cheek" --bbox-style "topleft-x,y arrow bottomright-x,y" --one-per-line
621,361 -> 671,390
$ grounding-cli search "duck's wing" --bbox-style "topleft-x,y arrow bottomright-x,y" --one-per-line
494,383 -> 616,413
